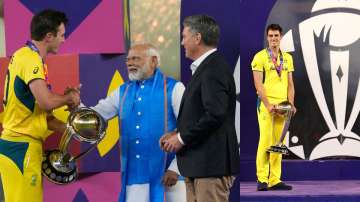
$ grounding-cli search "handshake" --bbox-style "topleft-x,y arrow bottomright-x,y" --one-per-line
63,85 -> 81,111
159,131 -> 183,153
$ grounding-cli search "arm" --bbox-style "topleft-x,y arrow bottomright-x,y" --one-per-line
253,71 -> 274,113
287,72 -> 296,114
171,82 -> 185,119
178,69 -> 232,145
91,88 -> 120,121
162,157 -> 180,187
47,114 -> 66,134
160,82 -> 186,151
167,156 -> 180,175
161,83 -> 184,183
29,79 -> 79,111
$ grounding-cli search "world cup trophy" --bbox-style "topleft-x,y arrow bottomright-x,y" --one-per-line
42,107 -> 107,184
267,101 -> 293,155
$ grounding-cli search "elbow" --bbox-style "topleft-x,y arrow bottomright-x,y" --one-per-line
37,100 -> 54,111
207,110 -> 227,127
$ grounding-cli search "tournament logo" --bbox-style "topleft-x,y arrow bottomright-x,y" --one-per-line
267,0 -> 360,160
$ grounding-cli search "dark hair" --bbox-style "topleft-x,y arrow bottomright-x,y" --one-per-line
183,14 -> 220,47
266,24 -> 282,35
31,9 -> 68,41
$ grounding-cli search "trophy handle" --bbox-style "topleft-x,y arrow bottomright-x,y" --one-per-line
267,103 -> 293,155
71,142 -> 98,161
42,107 -> 107,184
276,111 -> 293,146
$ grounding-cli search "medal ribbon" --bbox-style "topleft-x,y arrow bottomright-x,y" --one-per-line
26,41 -> 51,89
267,48 -> 283,78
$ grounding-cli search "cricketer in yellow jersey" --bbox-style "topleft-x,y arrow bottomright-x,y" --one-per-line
251,23 -> 296,191
0,9 -> 79,202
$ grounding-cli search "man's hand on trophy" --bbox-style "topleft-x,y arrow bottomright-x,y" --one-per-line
162,170 -> 178,187
265,104 -> 275,114
64,85 -> 81,111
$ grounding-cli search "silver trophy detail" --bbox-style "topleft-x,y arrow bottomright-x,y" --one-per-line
42,107 -> 107,184
267,101 -> 293,155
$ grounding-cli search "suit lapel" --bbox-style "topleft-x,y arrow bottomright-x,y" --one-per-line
178,52 -> 218,118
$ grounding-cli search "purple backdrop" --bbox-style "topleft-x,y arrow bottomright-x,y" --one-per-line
79,54 -> 128,172
180,0 -> 240,201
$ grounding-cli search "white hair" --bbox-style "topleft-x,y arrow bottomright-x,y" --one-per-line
146,45 -> 161,66
132,42 -> 161,66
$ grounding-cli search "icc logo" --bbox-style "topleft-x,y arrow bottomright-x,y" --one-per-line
268,0 -> 360,160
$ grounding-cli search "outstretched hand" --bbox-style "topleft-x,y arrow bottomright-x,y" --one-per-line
64,84 -> 81,111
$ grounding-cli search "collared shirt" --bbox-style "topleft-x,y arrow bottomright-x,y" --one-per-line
190,48 -> 217,75
178,48 -> 217,145
251,48 -> 294,100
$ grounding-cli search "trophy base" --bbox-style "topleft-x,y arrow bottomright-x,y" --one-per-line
267,145 -> 289,155
42,150 -> 78,184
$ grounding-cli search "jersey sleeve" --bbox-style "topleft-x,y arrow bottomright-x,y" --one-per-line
251,52 -> 264,72
287,53 -> 294,72
22,56 -> 45,85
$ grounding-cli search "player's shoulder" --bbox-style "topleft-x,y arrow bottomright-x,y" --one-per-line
282,51 -> 293,59
254,49 -> 267,58
13,46 -> 40,63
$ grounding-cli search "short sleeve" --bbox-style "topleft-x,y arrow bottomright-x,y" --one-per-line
287,53 -> 294,72
22,56 -> 45,85
251,52 -> 264,72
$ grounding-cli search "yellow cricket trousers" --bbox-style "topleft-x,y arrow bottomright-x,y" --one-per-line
256,98 -> 287,187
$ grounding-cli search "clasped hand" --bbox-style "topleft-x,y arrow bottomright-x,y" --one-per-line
159,132 -> 183,153
64,85 -> 81,110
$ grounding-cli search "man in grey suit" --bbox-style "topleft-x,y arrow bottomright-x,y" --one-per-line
160,15 -> 240,202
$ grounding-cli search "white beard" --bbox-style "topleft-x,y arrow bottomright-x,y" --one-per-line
128,62 -> 151,81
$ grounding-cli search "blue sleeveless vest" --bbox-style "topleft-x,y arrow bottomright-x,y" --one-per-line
118,68 -> 177,202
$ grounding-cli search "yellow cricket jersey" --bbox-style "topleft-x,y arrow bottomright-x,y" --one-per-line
2,45 -> 48,141
251,48 -> 294,100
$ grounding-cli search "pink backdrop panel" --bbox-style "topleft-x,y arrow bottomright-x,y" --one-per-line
43,172 -> 121,202
4,0 -> 125,56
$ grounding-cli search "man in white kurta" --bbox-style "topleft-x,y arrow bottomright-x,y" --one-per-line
91,43 -> 186,202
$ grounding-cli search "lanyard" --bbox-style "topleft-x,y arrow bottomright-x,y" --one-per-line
26,41 -> 51,89
267,48 -> 283,78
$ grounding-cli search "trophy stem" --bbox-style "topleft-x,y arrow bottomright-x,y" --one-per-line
59,127 -> 73,153
267,104 -> 293,155
276,111 -> 292,145
42,107 -> 107,184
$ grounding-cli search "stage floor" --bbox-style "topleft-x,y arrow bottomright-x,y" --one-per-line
240,180 -> 360,201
